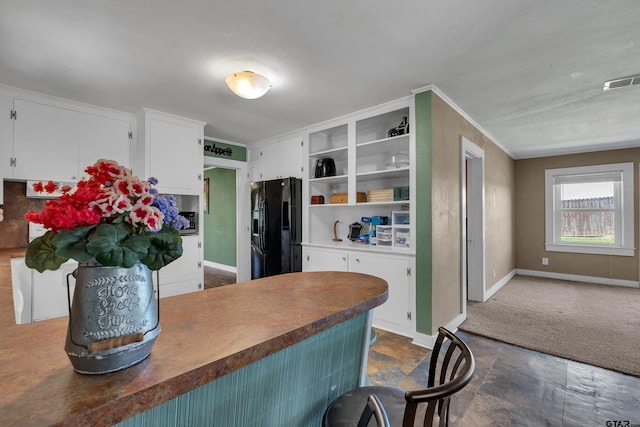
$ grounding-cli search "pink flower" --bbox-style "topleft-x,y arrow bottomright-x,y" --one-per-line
126,204 -> 164,232
114,178 -> 132,196
143,209 -> 164,232
129,180 -> 150,197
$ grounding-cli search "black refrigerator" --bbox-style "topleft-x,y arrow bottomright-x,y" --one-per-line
251,177 -> 302,279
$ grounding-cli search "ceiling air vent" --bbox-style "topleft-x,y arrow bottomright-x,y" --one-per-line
603,74 -> 640,90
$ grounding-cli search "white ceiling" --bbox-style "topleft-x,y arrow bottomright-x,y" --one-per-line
1,0 -> 639,159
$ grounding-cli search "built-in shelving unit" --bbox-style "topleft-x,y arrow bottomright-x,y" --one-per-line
304,98 -> 414,252
302,96 -> 417,338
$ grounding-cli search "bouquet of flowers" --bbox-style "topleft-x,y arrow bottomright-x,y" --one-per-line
24,159 -> 189,273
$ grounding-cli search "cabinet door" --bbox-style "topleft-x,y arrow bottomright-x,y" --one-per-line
253,136 -> 303,181
13,99 -> 79,181
159,279 -> 202,298
157,236 -> 201,286
32,262 -> 77,322
12,98 -> 133,182
303,247 -> 348,272
148,117 -> 202,192
349,254 -> 411,335
78,114 -> 132,176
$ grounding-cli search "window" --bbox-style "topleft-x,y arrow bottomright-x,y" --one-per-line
545,163 -> 634,256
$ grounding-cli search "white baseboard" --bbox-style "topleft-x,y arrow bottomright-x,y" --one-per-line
410,312 -> 468,350
203,260 -> 237,273
444,313 -> 466,333
411,331 -> 434,349
371,320 -> 413,339
484,269 -> 517,301
516,269 -> 639,288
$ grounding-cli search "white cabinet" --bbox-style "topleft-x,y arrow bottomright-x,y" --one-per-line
156,235 -> 202,298
303,247 -> 348,272
31,262 -> 77,322
10,97 -> 133,182
11,258 -> 78,324
302,245 -> 414,336
348,252 -> 412,336
249,135 -> 304,181
133,108 -> 206,195
132,109 -> 206,297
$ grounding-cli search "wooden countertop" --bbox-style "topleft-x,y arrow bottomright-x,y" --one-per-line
0,250 -> 387,426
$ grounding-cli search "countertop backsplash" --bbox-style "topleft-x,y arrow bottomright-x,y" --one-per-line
0,181 -> 46,249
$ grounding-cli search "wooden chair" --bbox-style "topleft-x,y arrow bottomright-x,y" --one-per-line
322,327 -> 475,427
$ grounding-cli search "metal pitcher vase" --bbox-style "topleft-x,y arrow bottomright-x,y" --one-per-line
64,261 -> 161,374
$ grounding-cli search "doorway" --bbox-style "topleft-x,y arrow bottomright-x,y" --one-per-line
460,137 -> 485,307
202,156 -> 250,283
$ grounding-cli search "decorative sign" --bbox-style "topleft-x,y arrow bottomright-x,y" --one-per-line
82,273 -> 150,342
203,139 -> 246,162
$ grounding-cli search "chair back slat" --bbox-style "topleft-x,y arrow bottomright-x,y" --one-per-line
403,327 -> 475,427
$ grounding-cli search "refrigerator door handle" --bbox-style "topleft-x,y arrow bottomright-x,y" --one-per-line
282,201 -> 290,231
262,199 -> 269,254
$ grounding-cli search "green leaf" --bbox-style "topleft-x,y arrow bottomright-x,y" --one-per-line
51,225 -> 96,263
86,224 -> 150,267
141,225 -> 183,271
25,231 -> 69,272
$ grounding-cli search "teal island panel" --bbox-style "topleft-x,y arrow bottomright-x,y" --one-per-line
116,313 -> 368,427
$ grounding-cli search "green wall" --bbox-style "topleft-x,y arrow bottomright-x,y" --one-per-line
204,168 -> 236,267
415,91 -> 432,335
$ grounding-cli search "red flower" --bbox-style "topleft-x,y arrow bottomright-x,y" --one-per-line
44,181 -> 58,193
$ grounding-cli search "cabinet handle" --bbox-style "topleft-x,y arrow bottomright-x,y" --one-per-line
342,257 -> 347,262
355,258 -> 360,263
71,176 -> 77,180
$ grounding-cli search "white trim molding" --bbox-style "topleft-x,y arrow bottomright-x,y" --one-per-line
411,331 -> 435,349
516,269 -> 639,289
410,314 -> 466,350
203,260 -> 237,274
412,84 -> 513,158
484,269 -> 517,301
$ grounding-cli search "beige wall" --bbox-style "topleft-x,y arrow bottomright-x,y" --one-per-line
430,94 -> 516,331
515,148 -> 640,281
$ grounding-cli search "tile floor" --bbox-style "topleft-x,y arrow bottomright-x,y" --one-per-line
366,329 -> 640,426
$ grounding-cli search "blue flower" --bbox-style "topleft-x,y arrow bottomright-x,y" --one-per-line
152,194 -> 188,230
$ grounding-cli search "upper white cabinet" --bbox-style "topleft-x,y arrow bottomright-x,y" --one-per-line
9,97 -> 133,182
249,135 -> 304,182
133,108 -> 205,195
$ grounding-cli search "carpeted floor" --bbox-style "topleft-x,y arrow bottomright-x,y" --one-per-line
459,275 -> 640,378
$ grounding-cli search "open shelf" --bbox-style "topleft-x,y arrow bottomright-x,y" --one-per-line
356,167 -> 409,182
309,146 -> 348,159
305,99 -> 413,251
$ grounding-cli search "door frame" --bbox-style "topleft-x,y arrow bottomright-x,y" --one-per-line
203,153 -> 250,283
460,137 -> 486,305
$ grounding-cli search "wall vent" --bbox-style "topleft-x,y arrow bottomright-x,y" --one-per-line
603,74 -> 640,91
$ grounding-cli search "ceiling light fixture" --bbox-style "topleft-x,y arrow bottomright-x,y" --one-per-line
225,71 -> 271,99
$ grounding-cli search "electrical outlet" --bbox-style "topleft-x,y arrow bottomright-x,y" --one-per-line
492,269 -> 496,278
542,257 -> 549,265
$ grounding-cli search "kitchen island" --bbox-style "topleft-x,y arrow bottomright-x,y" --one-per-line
0,249 -> 387,426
